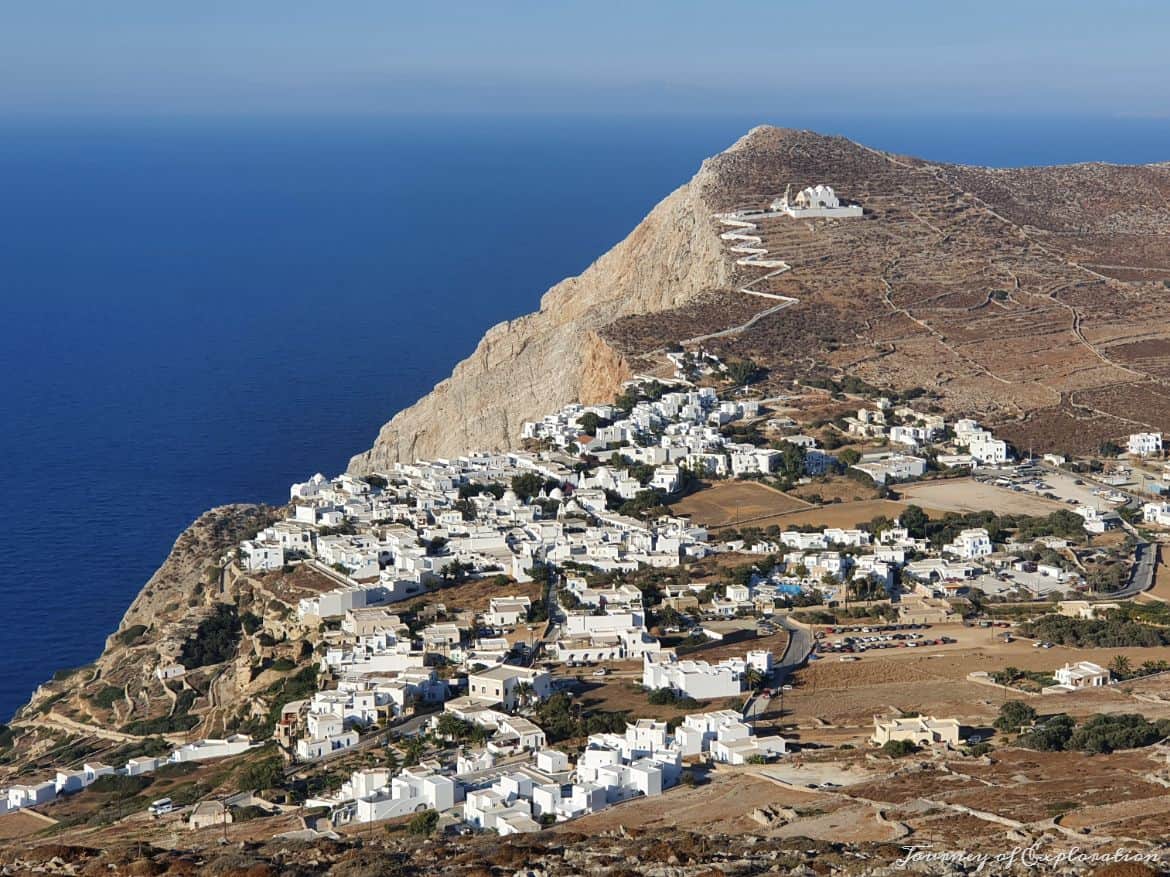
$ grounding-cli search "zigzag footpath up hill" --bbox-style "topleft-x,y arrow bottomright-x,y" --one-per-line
350,125 -> 1170,470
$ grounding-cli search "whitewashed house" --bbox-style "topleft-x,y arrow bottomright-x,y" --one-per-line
1128,432 -> 1163,457
1054,661 -> 1111,689
945,528 -> 993,560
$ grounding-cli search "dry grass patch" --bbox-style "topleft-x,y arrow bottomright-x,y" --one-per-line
670,481 -> 809,528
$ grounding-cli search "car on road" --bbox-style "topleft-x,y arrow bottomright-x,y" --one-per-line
592,668 -> 608,677
148,798 -> 174,817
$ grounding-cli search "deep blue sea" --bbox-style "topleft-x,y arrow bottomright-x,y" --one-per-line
3,113 -> 1169,720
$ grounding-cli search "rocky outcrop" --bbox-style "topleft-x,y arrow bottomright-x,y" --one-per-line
347,144 -> 738,473
9,505 -> 279,745
111,504 -> 277,646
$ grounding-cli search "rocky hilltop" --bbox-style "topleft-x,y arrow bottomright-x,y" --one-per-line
351,125 -> 1170,468
346,131 -> 744,473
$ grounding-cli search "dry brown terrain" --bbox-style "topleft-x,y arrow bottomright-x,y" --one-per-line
777,624 -> 1170,749
591,129 -> 1170,456
669,480 -> 809,527
0,811 -> 54,841
739,499 -> 940,531
417,576 -> 542,615
897,478 -> 1067,516
788,476 -> 881,504
1137,546 -> 1170,604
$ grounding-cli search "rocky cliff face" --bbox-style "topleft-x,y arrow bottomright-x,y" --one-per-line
6,505 -> 283,759
346,138 -> 742,473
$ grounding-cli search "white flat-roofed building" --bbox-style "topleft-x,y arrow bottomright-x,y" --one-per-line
850,454 -> 927,485
642,649 -> 769,700
1143,502 -> 1170,526
1128,432 -> 1163,457
1054,661 -> 1111,689
945,528 -> 993,560
484,595 -> 531,628
466,664 -> 552,711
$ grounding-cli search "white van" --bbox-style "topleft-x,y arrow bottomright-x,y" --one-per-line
148,797 -> 173,817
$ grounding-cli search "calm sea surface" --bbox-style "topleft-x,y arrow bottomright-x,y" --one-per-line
2,113 -> 1168,720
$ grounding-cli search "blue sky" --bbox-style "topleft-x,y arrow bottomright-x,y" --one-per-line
4,1 -> 1169,117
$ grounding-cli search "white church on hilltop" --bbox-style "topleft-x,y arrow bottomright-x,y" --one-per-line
771,184 -> 863,219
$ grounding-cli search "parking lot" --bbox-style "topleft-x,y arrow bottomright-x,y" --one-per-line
814,622 -> 957,655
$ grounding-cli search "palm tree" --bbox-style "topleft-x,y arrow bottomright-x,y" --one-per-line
384,748 -> 400,774
743,667 -> 765,691
513,681 -> 534,710
1109,655 -> 1132,679
401,735 -> 427,766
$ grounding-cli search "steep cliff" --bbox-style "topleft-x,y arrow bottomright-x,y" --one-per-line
3,505 -> 311,764
346,138 -> 741,473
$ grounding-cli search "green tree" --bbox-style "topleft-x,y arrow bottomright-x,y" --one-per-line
1067,713 -> 1170,754
993,700 -> 1037,733
513,681 -> 535,710
239,754 -> 285,792
772,441 -> 806,482
401,736 -> 427,766
899,505 -> 929,539
743,667 -> 765,691
407,809 -> 439,836
1017,714 -> 1075,751
837,448 -> 861,467
440,559 -> 474,584
179,603 -> 242,669
725,359 -> 762,386
511,472 -> 545,502
1109,655 -> 1132,679
881,739 -> 919,758
577,412 -> 608,435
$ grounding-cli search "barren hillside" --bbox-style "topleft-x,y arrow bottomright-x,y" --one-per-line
350,125 -> 1170,465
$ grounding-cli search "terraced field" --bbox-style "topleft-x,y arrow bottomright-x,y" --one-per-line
600,127 -> 1170,452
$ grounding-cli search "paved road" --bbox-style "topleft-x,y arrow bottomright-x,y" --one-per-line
742,615 -> 813,723
1006,461 -> 1158,600
390,713 -> 433,739
773,615 -> 813,682
1117,539 -> 1158,599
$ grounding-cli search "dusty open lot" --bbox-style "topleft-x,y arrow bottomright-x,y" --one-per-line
0,811 -> 54,840
570,673 -> 745,722
670,481 -> 809,528
898,478 -> 1066,516
419,576 -> 542,615
788,476 -> 881,504
776,625 -> 1170,745
742,499 -> 940,531
562,770 -> 818,836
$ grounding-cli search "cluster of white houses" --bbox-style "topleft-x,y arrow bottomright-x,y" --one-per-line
306,708 -> 785,834
1,736 -> 254,815
213,379 -> 1152,830
239,385 -> 1102,761
235,379 -> 1033,650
